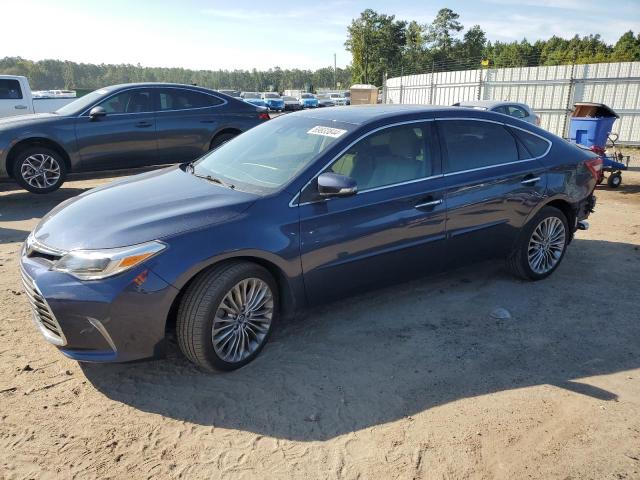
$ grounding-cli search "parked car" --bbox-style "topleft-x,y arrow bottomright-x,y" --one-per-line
282,95 -> 302,111
262,93 -> 285,112
453,100 -> 541,125
299,92 -> 318,108
0,75 -> 76,118
20,105 -> 599,371
316,94 -> 336,107
329,92 -> 348,106
343,91 -> 351,105
0,83 -> 270,193
240,92 -> 268,108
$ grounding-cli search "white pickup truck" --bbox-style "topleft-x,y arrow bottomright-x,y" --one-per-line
0,75 -> 76,118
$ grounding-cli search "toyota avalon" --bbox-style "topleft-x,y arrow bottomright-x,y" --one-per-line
20,105 -> 599,371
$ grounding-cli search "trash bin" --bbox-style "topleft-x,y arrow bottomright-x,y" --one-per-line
568,102 -> 619,149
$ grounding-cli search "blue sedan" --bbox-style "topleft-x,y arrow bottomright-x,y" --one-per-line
262,92 -> 285,112
299,92 -> 318,108
241,91 -> 268,108
20,106 -> 599,370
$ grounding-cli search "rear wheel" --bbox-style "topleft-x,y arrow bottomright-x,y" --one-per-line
607,172 -> 622,188
507,206 -> 569,280
209,132 -> 238,150
12,146 -> 67,194
176,262 -> 278,371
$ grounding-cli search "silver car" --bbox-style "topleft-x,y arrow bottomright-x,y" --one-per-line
453,100 -> 541,126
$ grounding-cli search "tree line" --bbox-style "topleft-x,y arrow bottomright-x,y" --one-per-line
346,8 -> 640,85
1,7 -> 639,91
0,57 -> 353,92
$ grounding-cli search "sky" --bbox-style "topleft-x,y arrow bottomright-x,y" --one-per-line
2,0 -> 639,71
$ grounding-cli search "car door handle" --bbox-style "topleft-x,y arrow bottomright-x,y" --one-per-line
415,199 -> 443,209
14,105 -> 28,110
521,176 -> 541,185
135,121 -> 153,128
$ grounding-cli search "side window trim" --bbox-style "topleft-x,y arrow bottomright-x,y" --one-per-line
435,117 -> 552,176
78,86 -> 226,116
291,119 -> 441,207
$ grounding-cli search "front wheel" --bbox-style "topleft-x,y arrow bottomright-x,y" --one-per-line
13,146 -> 67,194
177,262 -> 278,371
507,206 -> 569,280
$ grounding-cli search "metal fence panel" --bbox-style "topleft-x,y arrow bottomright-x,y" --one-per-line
384,61 -> 640,144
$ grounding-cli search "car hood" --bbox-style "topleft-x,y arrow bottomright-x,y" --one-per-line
0,113 -> 62,130
33,166 -> 258,250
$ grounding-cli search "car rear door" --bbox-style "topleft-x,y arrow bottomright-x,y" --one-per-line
297,121 -> 447,304
155,88 -> 225,163
436,118 -> 548,267
74,88 -> 158,171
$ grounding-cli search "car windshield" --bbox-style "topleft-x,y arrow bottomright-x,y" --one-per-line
317,94 -> 329,99
283,96 -> 296,101
330,94 -> 341,98
243,93 -> 260,99
192,116 -> 353,194
264,93 -> 280,98
301,93 -> 314,99
54,88 -> 111,115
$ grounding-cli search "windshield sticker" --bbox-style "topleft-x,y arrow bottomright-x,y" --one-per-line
307,126 -> 347,138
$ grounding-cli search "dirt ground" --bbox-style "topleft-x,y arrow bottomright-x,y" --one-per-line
1,161 -> 639,480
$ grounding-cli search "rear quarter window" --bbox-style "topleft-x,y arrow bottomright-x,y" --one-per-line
511,128 -> 550,158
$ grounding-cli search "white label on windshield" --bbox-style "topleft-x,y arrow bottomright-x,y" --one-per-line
307,126 -> 347,138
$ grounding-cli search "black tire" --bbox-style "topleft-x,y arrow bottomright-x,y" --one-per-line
607,172 -> 622,188
12,146 -> 67,194
176,261 -> 278,371
506,206 -> 569,281
209,132 -> 238,150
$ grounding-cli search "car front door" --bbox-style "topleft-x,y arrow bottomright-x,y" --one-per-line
436,118 -> 548,268
74,88 -> 158,171
155,88 -> 225,163
297,121 -> 447,304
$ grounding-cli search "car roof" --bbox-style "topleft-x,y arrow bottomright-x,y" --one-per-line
455,100 -> 528,109
292,104 -> 468,125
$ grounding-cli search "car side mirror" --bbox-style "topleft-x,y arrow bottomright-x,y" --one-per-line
317,172 -> 357,198
89,106 -> 107,120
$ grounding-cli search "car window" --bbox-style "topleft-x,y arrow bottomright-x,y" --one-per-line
492,106 -> 508,115
439,120 -> 519,173
511,128 -> 550,158
98,89 -> 154,114
329,124 -> 431,191
159,89 -> 221,111
193,116 -> 353,194
507,105 -> 527,119
0,79 -> 23,99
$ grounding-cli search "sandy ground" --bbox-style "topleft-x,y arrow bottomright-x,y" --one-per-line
0,162 -> 639,480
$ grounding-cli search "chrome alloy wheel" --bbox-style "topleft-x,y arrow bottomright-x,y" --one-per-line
211,278 -> 274,363
20,154 -> 61,189
527,216 -> 566,274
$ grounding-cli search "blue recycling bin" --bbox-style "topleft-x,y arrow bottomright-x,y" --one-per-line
568,103 -> 619,149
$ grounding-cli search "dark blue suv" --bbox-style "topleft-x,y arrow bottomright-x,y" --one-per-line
19,106 -> 599,371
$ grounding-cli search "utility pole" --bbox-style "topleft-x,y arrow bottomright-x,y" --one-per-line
334,53 -> 337,90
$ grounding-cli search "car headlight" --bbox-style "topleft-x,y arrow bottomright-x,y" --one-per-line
53,240 -> 167,280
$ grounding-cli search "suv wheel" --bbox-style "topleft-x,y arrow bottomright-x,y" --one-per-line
177,262 -> 278,371
507,206 -> 569,280
13,146 -> 67,193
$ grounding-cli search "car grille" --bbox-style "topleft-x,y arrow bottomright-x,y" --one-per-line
20,266 -> 67,346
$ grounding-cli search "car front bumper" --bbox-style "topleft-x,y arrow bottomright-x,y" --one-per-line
19,250 -> 179,363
